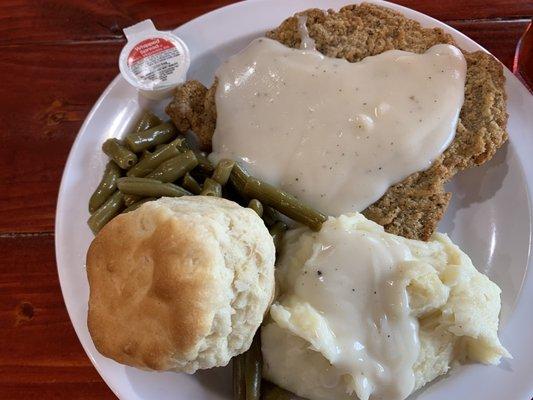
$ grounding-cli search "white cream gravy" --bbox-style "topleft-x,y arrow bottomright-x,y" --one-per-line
211,34 -> 466,216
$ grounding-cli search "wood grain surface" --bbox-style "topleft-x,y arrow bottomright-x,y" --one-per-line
0,0 -> 531,398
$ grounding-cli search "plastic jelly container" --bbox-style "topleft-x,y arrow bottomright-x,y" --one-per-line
119,19 -> 190,100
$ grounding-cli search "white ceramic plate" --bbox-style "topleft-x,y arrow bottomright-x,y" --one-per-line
55,1 -> 533,399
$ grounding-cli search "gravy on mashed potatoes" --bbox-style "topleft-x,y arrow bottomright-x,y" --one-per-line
262,214 -> 509,400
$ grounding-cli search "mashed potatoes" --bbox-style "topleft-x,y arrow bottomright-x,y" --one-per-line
262,213 -> 509,400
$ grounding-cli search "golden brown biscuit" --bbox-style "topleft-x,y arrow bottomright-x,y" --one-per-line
87,196 -> 275,373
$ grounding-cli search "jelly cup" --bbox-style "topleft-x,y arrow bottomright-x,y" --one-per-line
119,20 -> 190,100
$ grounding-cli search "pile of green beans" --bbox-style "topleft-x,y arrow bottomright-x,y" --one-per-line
87,110 -> 327,400
87,111 -> 196,234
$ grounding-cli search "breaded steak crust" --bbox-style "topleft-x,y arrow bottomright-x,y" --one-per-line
166,3 -> 508,240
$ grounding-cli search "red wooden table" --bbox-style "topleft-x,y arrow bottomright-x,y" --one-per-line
0,1 -> 531,398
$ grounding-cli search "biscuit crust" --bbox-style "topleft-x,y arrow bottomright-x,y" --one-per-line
87,197 -> 276,372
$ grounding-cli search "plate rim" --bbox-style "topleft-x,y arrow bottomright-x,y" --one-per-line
55,1 -> 533,399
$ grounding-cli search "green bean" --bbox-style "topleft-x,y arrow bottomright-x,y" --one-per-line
140,150 -> 152,161
200,178 -> 222,197
247,199 -> 263,217
125,121 -> 177,152
182,173 -> 202,195
269,221 -> 288,250
89,161 -> 122,213
118,177 -> 191,198
127,138 -> 187,177
262,206 -> 282,228
133,111 -> 161,133
233,354 -> 245,400
173,137 -> 189,152
194,150 -> 214,174
123,194 -> 140,207
87,191 -> 124,234
145,150 -> 198,183
123,197 -> 156,213
243,177 -> 327,231
229,162 -> 249,196
102,138 -> 138,170
244,334 -> 262,400
212,159 -> 235,185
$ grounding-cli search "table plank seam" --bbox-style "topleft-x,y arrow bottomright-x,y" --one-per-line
0,232 -> 54,238
0,38 -> 125,48
447,17 -> 532,24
